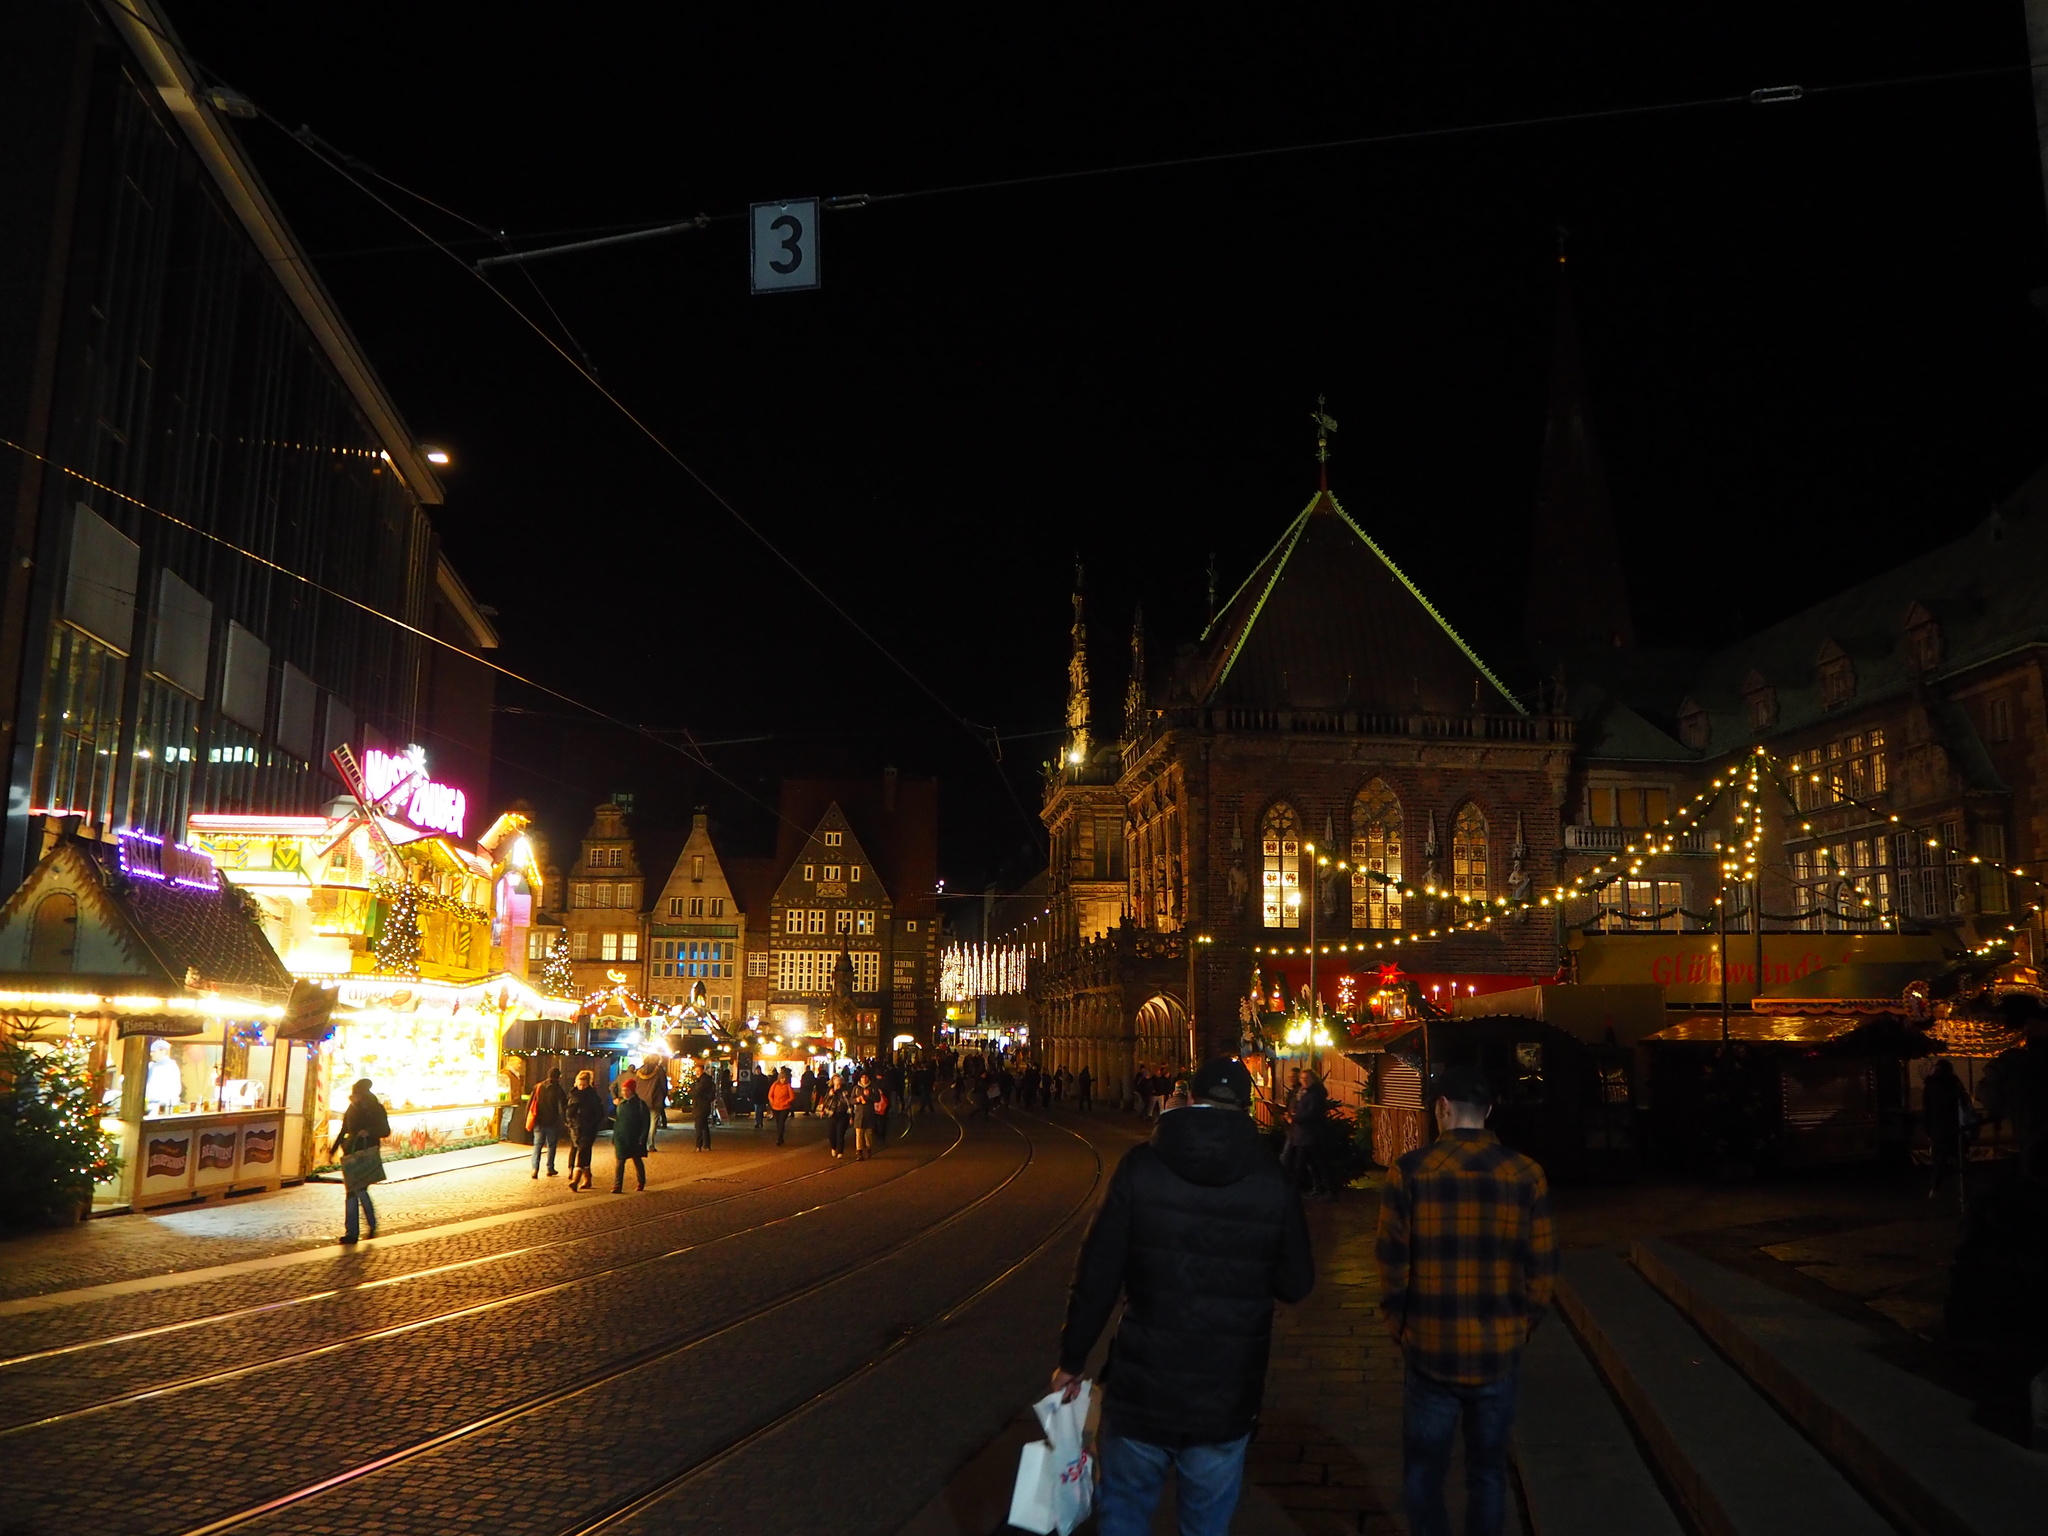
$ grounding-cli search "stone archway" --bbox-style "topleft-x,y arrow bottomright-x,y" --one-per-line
1133,993 -> 1189,1078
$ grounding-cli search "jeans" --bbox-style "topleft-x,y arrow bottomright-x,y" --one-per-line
611,1153 -> 645,1191
1096,1431 -> 1250,1536
342,1186 -> 377,1240
1402,1360 -> 1520,1536
530,1126 -> 560,1174
773,1109 -> 792,1145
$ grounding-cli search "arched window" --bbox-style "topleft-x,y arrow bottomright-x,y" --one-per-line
28,893 -> 78,972
1349,780 -> 1403,930
1451,803 -> 1489,906
1260,802 -> 1301,929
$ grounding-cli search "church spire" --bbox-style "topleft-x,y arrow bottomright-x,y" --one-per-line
1065,560 -> 1090,766
1526,234 -> 1635,650
1123,604 -> 1147,742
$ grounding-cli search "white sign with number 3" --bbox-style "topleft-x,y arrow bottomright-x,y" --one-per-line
750,199 -> 820,292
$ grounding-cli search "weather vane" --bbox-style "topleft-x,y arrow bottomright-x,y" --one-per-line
1310,393 -> 1343,466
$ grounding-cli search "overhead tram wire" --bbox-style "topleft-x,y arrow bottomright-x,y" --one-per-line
466,61 -> 2038,271
0,433 -> 814,848
269,123 -> 1048,843
89,0 -> 1038,841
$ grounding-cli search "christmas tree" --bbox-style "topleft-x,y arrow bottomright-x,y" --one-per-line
541,931 -> 574,997
374,882 -> 423,975
0,1027 -> 120,1226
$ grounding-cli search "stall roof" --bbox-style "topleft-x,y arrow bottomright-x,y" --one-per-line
1649,1013 -> 1871,1045
1454,983 -> 1667,1047
1753,961 -> 1930,1013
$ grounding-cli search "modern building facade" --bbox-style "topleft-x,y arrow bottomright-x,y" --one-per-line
0,0 -> 494,894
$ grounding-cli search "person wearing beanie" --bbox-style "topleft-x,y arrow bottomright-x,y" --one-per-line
1052,1056 -> 1313,1536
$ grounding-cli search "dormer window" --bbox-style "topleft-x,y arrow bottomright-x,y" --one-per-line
1677,698 -> 1709,751
1903,601 -> 1943,672
1817,640 -> 1855,710
824,830 -> 842,847
1741,670 -> 1776,733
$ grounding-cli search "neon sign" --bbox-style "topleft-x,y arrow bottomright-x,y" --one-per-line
362,744 -> 467,839
117,830 -> 219,889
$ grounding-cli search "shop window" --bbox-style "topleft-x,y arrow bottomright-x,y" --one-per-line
620,933 -> 639,962
571,931 -> 589,960
1451,804 -> 1489,904
27,893 -> 78,972
1261,801 -> 1302,929
1348,779 -> 1403,930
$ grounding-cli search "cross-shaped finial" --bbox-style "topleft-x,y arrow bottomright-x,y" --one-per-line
1310,395 -> 1338,487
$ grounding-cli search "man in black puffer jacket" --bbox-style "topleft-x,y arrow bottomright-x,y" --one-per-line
1053,1057 -> 1313,1536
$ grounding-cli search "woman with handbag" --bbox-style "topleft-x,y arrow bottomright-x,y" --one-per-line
565,1069 -> 606,1190
330,1079 -> 390,1243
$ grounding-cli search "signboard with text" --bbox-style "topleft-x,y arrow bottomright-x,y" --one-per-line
1573,932 -> 1948,1006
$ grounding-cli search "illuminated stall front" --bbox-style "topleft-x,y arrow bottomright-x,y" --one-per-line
189,744 -> 575,1163
0,834 -> 297,1211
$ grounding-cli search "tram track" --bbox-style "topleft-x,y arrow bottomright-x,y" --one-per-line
0,1110 -> 965,1436
558,1110 -> 1109,1536
162,1109 -> 1050,1536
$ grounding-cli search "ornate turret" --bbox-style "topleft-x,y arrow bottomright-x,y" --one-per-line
1122,604 -> 1146,743
1065,561 -> 1090,766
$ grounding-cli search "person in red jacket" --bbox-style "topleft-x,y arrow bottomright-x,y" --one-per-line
768,1066 -> 797,1145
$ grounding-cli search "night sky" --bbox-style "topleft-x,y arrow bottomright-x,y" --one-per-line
164,2 -> 2048,890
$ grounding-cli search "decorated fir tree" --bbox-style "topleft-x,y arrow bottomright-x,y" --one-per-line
374,881 -> 424,975
541,931 -> 574,997
0,1027 -> 120,1225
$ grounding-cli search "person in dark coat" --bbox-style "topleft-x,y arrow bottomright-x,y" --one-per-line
749,1065 -> 771,1129
564,1069 -> 606,1191
330,1078 -> 391,1243
799,1064 -> 818,1115
611,1076 -> 652,1191
1076,1065 -> 1093,1112
824,1077 -> 851,1159
691,1066 -> 717,1152
1923,1059 -> 1966,1197
1054,1058 -> 1313,1536
526,1065 -> 567,1179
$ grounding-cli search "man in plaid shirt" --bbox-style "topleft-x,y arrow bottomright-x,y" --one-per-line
1376,1063 -> 1558,1536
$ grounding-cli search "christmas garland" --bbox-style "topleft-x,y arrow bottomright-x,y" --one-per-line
369,878 -> 488,926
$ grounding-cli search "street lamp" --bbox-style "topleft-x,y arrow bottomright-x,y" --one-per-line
1186,931 -> 1213,1065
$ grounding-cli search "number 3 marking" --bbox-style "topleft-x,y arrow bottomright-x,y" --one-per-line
769,214 -> 805,274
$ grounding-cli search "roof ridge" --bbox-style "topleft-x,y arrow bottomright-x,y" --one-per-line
1326,494 -> 1524,714
1199,495 -> 1315,645
1210,497 -> 1316,697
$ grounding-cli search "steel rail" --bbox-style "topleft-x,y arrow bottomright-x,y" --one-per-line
162,1108 -> 1034,1536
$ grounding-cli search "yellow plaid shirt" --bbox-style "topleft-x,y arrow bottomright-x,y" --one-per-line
1375,1128 -> 1558,1383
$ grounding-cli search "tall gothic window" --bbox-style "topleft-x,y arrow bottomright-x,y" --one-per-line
1451,803 -> 1489,905
1349,780 -> 1403,930
1261,801 -> 1301,929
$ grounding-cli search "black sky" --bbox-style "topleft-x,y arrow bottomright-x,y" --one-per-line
163,1 -> 2048,888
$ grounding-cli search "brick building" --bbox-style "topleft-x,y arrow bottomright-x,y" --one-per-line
647,809 -> 743,1017
766,802 -> 891,1052
1036,472 -> 1573,1090
560,800 -> 646,1000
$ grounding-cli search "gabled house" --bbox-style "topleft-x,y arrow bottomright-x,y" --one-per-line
647,810 -> 744,1018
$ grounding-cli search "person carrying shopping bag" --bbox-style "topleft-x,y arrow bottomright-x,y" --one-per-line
330,1078 -> 390,1244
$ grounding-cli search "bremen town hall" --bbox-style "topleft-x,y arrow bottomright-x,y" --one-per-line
1029,277 -> 2048,1093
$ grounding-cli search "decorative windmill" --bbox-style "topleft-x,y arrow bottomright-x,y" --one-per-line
316,743 -> 412,873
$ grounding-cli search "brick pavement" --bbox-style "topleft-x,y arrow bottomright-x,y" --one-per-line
0,1114 -> 850,1305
